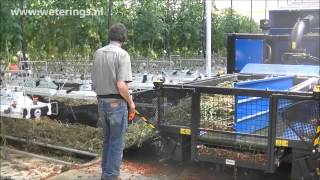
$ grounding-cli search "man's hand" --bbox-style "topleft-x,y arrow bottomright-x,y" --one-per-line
128,102 -> 136,113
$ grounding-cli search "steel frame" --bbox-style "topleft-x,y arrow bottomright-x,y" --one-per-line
156,76 -> 315,173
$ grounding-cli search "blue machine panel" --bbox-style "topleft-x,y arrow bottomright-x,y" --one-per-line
234,76 -> 294,134
240,64 -> 320,77
235,38 -> 264,72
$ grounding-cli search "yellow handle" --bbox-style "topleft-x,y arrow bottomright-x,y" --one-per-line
136,111 -> 155,129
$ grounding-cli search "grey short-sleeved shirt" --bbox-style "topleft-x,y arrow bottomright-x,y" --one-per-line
91,44 -> 132,95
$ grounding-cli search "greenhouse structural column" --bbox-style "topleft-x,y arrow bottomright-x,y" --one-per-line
205,0 -> 212,77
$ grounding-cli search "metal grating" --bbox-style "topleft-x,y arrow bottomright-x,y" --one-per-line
160,88 -> 193,127
200,94 -> 234,132
132,89 -> 158,124
276,99 -> 319,142
196,92 -> 269,168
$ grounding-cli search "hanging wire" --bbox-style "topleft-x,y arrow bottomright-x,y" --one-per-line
202,0 -> 206,58
231,0 -> 234,32
250,0 -> 253,32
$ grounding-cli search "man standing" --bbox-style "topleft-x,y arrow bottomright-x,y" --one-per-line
91,23 -> 135,180
17,50 -> 29,70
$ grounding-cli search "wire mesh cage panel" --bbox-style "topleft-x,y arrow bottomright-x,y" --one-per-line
276,98 -> 319,143
133,89 -> 158,124
196,91 -> 269,169
159,88 -> 193,127
235,96 -> 270,135
200,94 -> 234,131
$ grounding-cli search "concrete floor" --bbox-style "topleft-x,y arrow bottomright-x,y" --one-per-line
0,143 -> 291,180
49,143 -> 291,180
49,162 -> 161,180
0,152 -> 64,180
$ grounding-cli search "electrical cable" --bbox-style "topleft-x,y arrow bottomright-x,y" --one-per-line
250,0 -> 253,32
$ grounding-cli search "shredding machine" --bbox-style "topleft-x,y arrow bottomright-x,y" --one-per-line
138,8 -> 319,179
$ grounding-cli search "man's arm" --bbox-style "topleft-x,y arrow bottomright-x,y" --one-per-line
117,81 -> 135,112
117,52 -> 134,112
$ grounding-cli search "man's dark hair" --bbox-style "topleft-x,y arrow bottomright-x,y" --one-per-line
108,23 -> 128,43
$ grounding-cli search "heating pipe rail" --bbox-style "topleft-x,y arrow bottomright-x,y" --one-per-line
0,146 -> 73,166
0,134 -> 98,158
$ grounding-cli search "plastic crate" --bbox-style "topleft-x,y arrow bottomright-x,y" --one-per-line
235,76 -> 294,134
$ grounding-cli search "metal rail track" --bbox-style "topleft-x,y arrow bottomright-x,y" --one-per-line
0,134 -> 98,166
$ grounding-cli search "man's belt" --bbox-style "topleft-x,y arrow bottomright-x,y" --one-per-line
97,94 -> 124,100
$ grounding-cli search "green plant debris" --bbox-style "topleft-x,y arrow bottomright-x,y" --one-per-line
1,116 -> 155,155
200,81 -> 235,130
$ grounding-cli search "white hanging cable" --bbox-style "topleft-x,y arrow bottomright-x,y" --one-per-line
205,0 -> 212,77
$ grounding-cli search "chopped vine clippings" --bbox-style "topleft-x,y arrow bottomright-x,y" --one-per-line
1,116 -> 155,154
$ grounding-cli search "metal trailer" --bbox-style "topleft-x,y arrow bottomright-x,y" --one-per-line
148,8 -> 320,180
149,75 -> 319,179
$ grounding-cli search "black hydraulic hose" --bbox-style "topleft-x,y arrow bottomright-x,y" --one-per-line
291,19 -> 307,51
291,15 -> 314,51
265,43 -> 272,63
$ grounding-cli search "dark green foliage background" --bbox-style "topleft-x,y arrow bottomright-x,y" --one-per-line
0,0 -> 260,62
